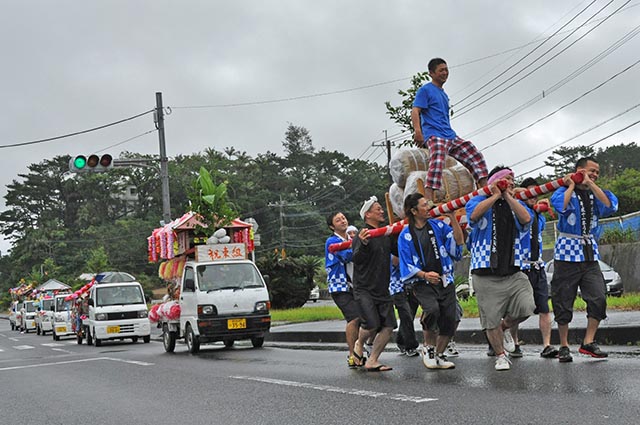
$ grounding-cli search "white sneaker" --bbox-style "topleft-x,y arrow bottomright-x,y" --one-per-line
495,354 -> 512,371
435,353 -> 455,369
422,347 -> 438,369
503,330 -> 516,353
446,341 -> 459,357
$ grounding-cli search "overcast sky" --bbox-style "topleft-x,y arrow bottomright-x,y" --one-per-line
1,0 -> 639,255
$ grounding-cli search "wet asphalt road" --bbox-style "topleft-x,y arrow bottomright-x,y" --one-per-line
2,318 -> 640,425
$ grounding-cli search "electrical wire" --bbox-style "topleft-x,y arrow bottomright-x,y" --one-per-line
0,109 -> 155,149
96,129 -> 158,153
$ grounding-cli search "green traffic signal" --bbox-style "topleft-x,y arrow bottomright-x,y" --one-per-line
73,156 -> 87,170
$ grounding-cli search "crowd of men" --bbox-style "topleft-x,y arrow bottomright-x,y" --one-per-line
323,58 -> 619,372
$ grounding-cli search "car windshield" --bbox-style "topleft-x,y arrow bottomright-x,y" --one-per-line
95,286 -> 145,306
56,297 -> 73,311
25,302 -> 36,312
196,263 -> 264,292
42,299 -> 54,310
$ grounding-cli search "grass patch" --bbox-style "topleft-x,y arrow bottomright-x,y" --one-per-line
271,293 -> 640,324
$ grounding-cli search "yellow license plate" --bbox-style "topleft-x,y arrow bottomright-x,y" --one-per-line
56,327 -> 66,333
107,325 -> 120,334
227,318 -> 246,330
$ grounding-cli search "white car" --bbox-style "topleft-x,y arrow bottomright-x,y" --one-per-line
545,259 -> 624,297
308,286 -> 320,302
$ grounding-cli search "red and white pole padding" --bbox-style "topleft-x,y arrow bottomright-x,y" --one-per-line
328,173 -> 582,252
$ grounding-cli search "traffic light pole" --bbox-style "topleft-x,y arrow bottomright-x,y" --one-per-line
155,92 -> 172,225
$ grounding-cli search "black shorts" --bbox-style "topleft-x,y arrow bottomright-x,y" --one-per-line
356,293 -> 397,331
550,260 -> 607,325
523,267 -> 550,314
331,291 -> 361,323
412,281 -> 457,337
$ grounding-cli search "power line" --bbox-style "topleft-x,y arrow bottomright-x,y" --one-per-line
455,0 -> 630,118
0,109 -> 155,149
96,129 -> 158,153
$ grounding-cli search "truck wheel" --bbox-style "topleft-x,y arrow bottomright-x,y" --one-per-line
131,337 -> 139,343
94,328 -> 102,347
162,324 -> 176,353
86,327 -> 93,346
54,333 -> 60,341
185,324 -> 200,354
223,339 -> 235,348
143,335 -> 151,343
251,337 -> 264,348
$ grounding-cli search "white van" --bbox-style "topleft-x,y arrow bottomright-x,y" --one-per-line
35,298 -> 55,335
9,301 -> 20,331
52,294 -> 76,340
85,281 -> 151,346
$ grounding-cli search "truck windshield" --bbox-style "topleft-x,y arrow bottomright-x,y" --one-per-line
56,297 -> 73,312
25,302 -> 37,312
42,299 -> 54,311
95,286 -> 145,306
196,263 -> 265,292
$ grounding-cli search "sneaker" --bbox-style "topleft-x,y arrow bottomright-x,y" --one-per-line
398,346 -> 407,356
510,344 -> 523,358
579,342 -> 608,358
405,348 -> 419,357
486,344 -> 496,357
363,342 -> 373,357
446,340 -> 459,357
540,345 -> 559,358
435,353 -> 455,369
422,346 -> 438,369
558,346 -> 573,363
495,353 -> 512,371
503,330 -> 516,353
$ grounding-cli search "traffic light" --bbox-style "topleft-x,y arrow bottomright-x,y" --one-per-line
69,154 -> 113,173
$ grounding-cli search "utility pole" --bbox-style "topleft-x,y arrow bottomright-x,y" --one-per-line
155,92 -> 171,224
268,195 -> 286,251
372,129 -> 394,183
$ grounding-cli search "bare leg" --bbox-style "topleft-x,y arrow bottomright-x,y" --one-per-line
435,335 -> 451,354
583,317 -> 600,344
424,187 -> 435,203
486,327 -> 505,354
365,327 -> 393,368
539,312 -> 552,347
345,318 -> 359,357
558,323 -> 569,347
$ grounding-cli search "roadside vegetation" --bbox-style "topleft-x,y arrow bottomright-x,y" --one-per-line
271,293 -> 640,324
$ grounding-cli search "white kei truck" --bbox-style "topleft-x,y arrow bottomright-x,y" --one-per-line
52,294 -> 77,341
9,301 -> 20,331
35,297 -> 55,336
20,300 -> 38,333
161,254 -> 271,354
84,281 -> 151,346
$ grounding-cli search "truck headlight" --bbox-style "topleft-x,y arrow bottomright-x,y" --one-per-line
201,305 -> 215,315
95,313 -> 108,321
138,310 -> 148,318
254,301 -> 270,312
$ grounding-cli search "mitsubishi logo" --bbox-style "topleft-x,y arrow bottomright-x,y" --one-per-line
233,303 -> 239,308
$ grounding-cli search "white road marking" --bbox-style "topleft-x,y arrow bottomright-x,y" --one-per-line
9,337 -> 19,342
14,345 -> 34,350
0,357 -> 154,372
231,376 -> 438,403
0,348 -> 4,352
51,348 -> 73,354
41,343 -> 65,347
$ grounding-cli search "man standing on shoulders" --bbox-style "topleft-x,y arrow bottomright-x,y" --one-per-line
466,166 -> 535,371
550,157 -> 618,363
411,57 -> 489,207
509,178 -> 557,359
398,193 -> 465,370
352,196 -> 397,372
324,211 -> 360,369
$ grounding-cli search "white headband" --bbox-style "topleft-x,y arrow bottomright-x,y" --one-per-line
346,225 -> 358,233
360,196 -> 378,220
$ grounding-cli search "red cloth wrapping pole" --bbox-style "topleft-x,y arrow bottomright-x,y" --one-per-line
328,174 -> 582,253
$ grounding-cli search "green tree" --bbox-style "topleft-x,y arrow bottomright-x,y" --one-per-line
544,146 -> 596,178
85,247 -> 110,274
384,71 -> 430,147
595,142 -> 640,179
603,168 -> 640,215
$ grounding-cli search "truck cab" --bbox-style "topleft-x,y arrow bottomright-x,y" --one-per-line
162,258 -> 271,354
85,281 -> 151,346
20,301 -> 37,333
35,298 -> 55,335
52,294 -> 76,340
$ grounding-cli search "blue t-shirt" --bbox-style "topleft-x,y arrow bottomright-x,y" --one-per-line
413,82 -> 456,140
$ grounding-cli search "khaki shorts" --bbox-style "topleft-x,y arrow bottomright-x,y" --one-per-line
473,271 -> 535,330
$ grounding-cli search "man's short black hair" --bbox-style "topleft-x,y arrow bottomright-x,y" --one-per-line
326,211 -> 342,228
520,177 -> 539,188
488,165 -> 512,178
575,156 -> 598,171
428,58 -> 447,73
